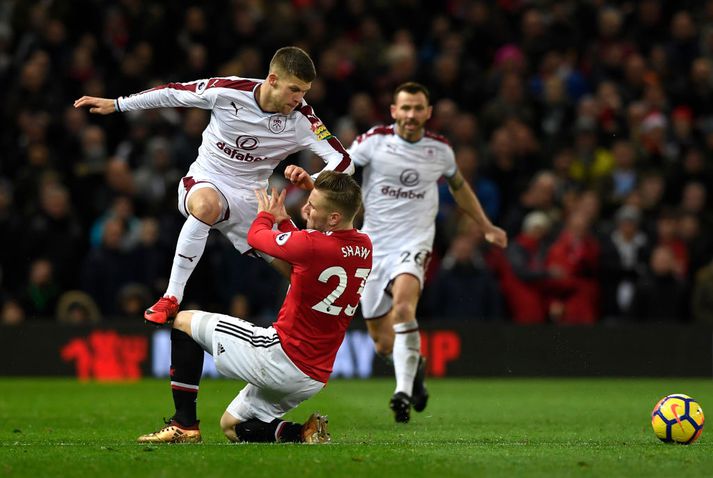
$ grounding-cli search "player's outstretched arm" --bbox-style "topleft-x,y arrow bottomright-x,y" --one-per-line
447,170 -> 508,248
73,96 -> 116,115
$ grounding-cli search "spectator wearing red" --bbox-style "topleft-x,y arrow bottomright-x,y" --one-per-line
544,211 -> 601,324
501,211 -> 555,324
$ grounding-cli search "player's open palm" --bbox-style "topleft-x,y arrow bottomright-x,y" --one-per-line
73,96 -> 115,115
255,187 -> 289,223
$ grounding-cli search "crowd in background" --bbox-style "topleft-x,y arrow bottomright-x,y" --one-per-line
2,0 -> 713,325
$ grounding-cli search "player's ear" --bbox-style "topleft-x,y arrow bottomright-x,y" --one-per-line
390,104 -> 397,120
267,72 -> 279,87
426,105 -> 433,120
328,211 -> 342,227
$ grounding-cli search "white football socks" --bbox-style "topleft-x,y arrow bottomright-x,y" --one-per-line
392,319 -> 420,397
165,215 -> 211,303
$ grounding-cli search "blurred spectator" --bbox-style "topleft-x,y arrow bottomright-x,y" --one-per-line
134,137 -> 182,214
550,147 -> 580,197
89,195 -> 141,250
426,231 -> 502,320
0,178 -> 22,295
595,140 -> 639,213
502,171 -> 560,237
131,217 -> 171,297
631,245 -> 689,322
19,258 -> 60,319
666,106 -> 697,159
56,290 -> 101,324
637,111 -> 669,168
24,182 -> 85,290
654,209 -> 688,278
483,127 -> 526,216
116,283 -> 152,319
679,211 -> 713,282
481,72 -> 534,136
599,206 -> 650,321
1,298 -> 26,326
439,146 -> 500,225
532,69 -> 575,150
692,258 -> 713,324
501,211 -> 555,324
633,171 -> 667,235
679,181 -> 709,222
0,298 -> 25,325
568,116 -> 612,187
666,147 -> 711,206
544,211 -> 600,324
172,108 -> 209,172
80,217 -> 134,316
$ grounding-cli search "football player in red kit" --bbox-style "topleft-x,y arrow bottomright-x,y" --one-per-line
137,171 -> 371,444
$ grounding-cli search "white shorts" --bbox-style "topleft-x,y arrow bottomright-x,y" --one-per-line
190,311 -> 324,422
359,244 -> 432,319
178,163 -> 273,261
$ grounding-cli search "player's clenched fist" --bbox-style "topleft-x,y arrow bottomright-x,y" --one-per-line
284,165 -> 314,190
73,96 -> 116,115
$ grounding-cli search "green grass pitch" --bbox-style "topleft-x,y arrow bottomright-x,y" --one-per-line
1,378 -> 712,477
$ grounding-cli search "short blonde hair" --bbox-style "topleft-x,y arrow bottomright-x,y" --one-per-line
314,171 -> 362,221
269,46 -> 316,82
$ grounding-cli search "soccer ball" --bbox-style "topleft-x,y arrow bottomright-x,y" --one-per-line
651,394 -> 704,444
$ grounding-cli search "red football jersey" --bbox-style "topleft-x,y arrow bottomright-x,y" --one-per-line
247,211 -> 373,383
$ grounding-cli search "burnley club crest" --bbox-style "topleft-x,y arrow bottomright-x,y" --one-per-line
268,115 -> 287,134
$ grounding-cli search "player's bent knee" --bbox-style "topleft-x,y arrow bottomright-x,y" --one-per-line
187,190 -> 222,224
190,202 -> 221,224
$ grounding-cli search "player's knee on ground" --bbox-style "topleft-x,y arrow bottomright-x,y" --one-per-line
173,311 -> 194,335
220,411 -> 240,442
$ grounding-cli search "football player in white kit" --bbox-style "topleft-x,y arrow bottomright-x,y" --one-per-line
74,46 -> 353,325
347,82 -> 507,423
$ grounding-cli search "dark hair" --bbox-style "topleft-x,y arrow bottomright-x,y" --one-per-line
269,46 -> 316,83
393,81 -> 431,104
314,171 -> 362,221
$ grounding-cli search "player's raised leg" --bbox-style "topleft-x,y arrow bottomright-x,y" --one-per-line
138,311 -> 204,443
145,187 -> 224,325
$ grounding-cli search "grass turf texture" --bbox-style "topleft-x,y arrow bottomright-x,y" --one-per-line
1,378 -> 712,478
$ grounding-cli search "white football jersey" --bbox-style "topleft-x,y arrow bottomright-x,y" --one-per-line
348,125 -> 457,254
117,77 -> 353,187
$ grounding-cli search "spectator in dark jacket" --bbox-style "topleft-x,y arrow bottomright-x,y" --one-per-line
427,233 -> 502,320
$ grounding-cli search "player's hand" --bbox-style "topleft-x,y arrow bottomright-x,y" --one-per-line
284,165 -> 314,190
483,224 -> 508,248
254,187 -> 289,223
73,96 -> 116,115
